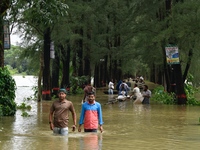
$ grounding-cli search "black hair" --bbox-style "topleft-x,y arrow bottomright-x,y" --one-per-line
88,91 -> 95,95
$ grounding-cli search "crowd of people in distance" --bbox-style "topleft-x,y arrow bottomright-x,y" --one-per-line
107,76 -> 151,104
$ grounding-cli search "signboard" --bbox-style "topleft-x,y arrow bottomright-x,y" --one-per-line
4,20 -> 11,49
165,45 -> 180,64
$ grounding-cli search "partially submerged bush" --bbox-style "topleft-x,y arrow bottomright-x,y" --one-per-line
152,78 -> 200,105
151,86 -> 176,105
185,74 -> 200,105
0,67 -> 17,116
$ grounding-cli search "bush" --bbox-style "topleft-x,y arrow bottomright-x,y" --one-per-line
70,75 -> 88,94
185,74 -> 200,105
0,67 -> 17,116
151,86 -> 176,105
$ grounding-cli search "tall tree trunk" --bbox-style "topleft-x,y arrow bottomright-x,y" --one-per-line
0,0 -> 11,67
162,45 -> 171,92
51,46 -> 60,95
60,43 -> 70,88
173,64 -> 187,104
78,28 -> 83,76
84,24 -> 91,76
150,63 -> 155,83
0,16 -> 4,67
65,43 -> 71,87
165,0 -> 187,104
37,51 -> 44,102
94,64 -> 100,87
182,48 -> 193,82
104,55 -> 108,86
42,27 -> 51,100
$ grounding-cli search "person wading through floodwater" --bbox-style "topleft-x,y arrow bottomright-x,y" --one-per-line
78,92 -> 104,133
49,88 -> 77,136
82,81 -> 95,103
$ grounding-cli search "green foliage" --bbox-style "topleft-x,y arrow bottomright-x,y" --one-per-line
17,102 -> 31,110
0,105 -> 3,116
152,86 -> 176,105
185,74 -> 200,106
5,65 -> 19,75
70,75 -> 88,94
0,67 -> 17,116
17,96 -> 33,117
21,111 -> 30,117
4,46 -> 36,75
6,0 -> 200,94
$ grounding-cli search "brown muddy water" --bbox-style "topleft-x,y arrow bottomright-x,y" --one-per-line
0,76 -> 200,150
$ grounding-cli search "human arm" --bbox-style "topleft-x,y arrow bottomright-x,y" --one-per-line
78,124 -> 82,132
70,103 -> 77,132
97,103 -> 104,133
99,125 -> 103,133
49,111 -> 54,130
78,104 -> 85,132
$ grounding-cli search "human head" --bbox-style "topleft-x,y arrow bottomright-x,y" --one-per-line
58,88 -> 67,94
58,88 -> 67,100
143,85 -> 148,91
88,91 -> 95,104
85,80 -> 90,86
134,84 -> 138,87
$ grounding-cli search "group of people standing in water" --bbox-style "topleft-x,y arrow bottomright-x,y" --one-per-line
108,77 -> 151,104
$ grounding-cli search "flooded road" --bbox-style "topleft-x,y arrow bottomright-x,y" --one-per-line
0,76 -> 200,150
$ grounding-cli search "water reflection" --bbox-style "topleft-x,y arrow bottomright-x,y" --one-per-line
133,104 -> 151,115
79,133 -> 102,150
118,101 -> 127,111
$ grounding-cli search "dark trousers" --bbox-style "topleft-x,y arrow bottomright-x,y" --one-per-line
142,97 -> 150,104
84,129 -> 97,132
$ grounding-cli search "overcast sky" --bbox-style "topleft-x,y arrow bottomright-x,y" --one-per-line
11,34 -> 20,45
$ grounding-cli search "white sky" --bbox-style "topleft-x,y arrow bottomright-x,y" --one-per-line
10,33 -> 21,46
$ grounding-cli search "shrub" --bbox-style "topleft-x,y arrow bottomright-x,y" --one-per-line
151,86 -> 176,104
185,74 -> 200,105
0,67 -> 17,116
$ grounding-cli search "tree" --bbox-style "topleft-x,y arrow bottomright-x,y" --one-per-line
8,0 -> 69,100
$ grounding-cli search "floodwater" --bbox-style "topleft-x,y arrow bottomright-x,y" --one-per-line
0,76 -> 200,150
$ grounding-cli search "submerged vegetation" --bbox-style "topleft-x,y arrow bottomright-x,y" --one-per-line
152,86 -> 176,105
16,96 -> 33,117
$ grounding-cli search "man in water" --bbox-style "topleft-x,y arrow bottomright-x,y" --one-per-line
82,81 -> 95,103
142,85 -> 151,104
119,80 -> 130,96
108,79 -> 114,95
78,92 -> 104,133
49,88 -> 77,136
